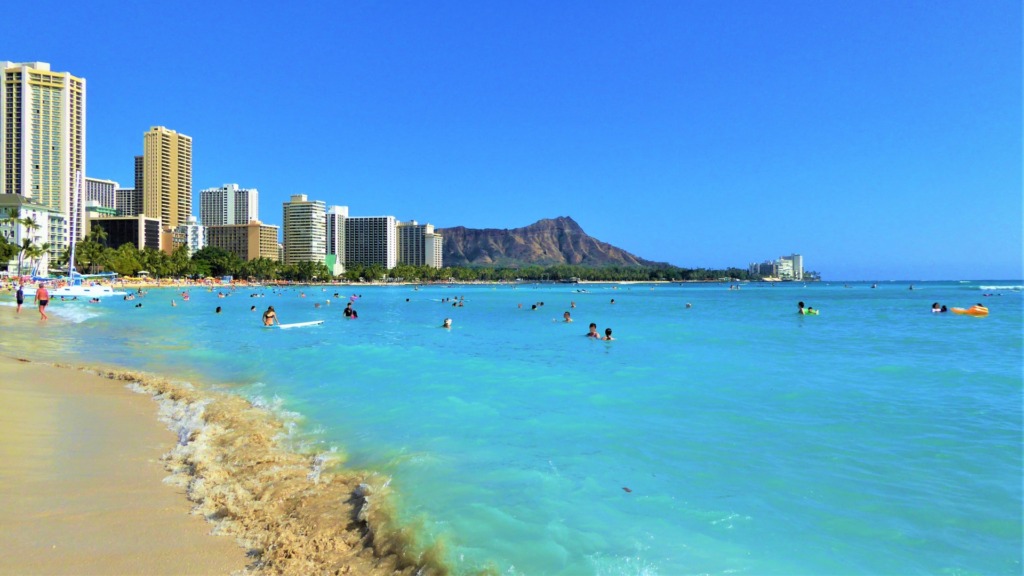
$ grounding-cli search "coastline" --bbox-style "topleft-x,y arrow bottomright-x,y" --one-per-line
0,355 -> 248,575
0,354 -> 445,575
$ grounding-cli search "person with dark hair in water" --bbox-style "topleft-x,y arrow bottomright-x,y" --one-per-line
262,306 -> 278,325
586,323 -> 600,338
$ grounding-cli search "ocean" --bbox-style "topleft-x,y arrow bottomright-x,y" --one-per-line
4,280 -> 1021,575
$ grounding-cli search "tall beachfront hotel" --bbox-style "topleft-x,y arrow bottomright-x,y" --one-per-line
200,183 -> 258,227
397,221 -> 443,269
282,194 -> 326,265
142,126 -> 191,251
0,61 -> 86,270
345,216 -> 398,270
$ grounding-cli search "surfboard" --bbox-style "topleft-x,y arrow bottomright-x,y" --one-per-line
275,320 -> 324,329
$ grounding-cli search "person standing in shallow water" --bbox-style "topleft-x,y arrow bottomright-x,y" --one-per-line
263,306 -> 279,326
34,283 -> 49,321
15,283 -> 24,314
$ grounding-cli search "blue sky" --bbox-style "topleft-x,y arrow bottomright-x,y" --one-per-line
5,0 -> 1020,279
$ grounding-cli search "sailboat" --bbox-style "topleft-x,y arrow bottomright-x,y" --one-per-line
20,172 -> 127,300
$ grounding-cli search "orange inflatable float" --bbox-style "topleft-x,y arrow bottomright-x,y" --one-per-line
951,304 -> 989,317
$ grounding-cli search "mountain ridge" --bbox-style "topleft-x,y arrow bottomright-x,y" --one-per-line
437,216 -> 663,267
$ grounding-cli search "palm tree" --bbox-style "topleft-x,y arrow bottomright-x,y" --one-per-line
87,224 -> 109,248
26,242 -> 50,277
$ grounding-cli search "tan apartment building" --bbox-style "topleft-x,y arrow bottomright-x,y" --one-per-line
207,220 -> 279,262
143,126 -> 191,251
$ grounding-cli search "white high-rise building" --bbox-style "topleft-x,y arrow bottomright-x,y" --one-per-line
282,194 -> 326,265
173,215 -> 206,257
344,216 -> 397,269
199,183 -> 258,226
86,177 -> 117,210
425,232 -> 443,269
325,205 -> 348,275
1,61 -> 86,260
777,254 -> 803,281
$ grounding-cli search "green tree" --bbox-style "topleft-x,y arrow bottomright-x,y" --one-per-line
107,243 -> 143,276
242,257 -> 279,281
86,224 -> 109,248
74,240 -> 106,274
25,242 -> 50,277
192,246 -> 243,277
140,248 -> 171,278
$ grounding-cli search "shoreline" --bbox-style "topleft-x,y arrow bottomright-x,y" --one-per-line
0,352 -> 446,575
0,355 -> 248,575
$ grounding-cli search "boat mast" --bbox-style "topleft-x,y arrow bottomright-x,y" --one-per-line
68,170 -> 81,277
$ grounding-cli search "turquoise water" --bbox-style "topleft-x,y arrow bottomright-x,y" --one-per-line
8,281 -> 1022,575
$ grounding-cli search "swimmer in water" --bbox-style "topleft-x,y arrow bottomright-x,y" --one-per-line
262,306 -> 278,326
563,311 -> 573,323
798,301 -> 806,315
603,328 -> 614,341
442,318 -> 452,329
586,323 -> 600,338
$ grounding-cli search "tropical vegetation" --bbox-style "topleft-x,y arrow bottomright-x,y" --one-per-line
3,222 -> 809,283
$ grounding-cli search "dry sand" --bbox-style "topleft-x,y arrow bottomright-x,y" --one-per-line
0,355 -> 249,576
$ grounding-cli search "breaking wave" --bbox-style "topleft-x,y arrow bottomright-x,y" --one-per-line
977,285 -> 1022,291
64,363 -> 452,576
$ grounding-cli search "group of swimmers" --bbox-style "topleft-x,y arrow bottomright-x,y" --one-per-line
797,301 -> 819,315
586,323 -> 614,340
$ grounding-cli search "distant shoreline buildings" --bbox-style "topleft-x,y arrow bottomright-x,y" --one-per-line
0,60 -> 444,277
748,254 -> 813,281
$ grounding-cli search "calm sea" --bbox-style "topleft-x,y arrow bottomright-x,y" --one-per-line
5,280 -> 1022,575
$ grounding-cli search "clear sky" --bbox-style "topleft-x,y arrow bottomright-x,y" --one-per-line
5,0 -> 1021,279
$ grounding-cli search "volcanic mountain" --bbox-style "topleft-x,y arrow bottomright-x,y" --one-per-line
437,217 -> 660,267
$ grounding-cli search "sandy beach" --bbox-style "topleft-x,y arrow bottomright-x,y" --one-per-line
0,355 -> 248,575
0,324 -> 440,576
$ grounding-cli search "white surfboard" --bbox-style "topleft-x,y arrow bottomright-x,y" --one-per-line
275,320 -> 324,329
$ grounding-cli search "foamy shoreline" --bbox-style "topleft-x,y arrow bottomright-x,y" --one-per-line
0,353 -> 446,575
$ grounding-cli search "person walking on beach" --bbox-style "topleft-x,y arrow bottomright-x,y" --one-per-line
262,306 -> 279,326
34,283 -> 49,321
15,283 -> 24,314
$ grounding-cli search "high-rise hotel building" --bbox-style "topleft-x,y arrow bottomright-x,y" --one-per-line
0,61 -> 86,260
142,126 -> 191,250
345,216 -> 397,269
85,177 -> 117,210
200,183 -> 258,226
325,205 -> 348,275
282,194 -> 325,265
397,220 -> 443,269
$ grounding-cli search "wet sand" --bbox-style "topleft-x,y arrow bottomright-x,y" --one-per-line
0,355 -> 249,575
